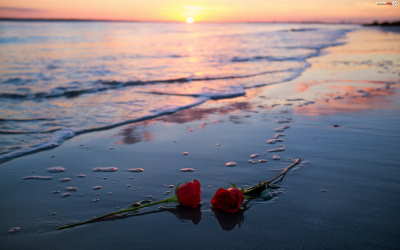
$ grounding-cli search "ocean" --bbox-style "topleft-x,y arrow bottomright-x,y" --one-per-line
0,22 -> 362,162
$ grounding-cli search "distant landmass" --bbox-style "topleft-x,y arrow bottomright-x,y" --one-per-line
363,20 -> 400,27
0,17 -> 138,23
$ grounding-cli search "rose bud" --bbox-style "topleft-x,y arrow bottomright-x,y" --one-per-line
211,187 -> 244,213
176,179 -> 201,208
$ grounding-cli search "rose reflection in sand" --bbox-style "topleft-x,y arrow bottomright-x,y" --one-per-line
97,205 -> 245,231
212,209 -> 244,231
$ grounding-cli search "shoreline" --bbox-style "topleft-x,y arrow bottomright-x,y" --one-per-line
0,26 -> 353,165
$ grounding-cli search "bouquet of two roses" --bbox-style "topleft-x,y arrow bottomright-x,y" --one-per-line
58,158 -> 301,230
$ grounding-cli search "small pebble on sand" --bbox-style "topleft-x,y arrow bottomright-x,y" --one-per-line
128,168 -> 144,173
303,101 -> 315,106
93,185 -> 103,190
8,227 -> 22,234
23,176 -> 53,180
181,152 -> 189,156
272,155 -> 281,160
266,138 -> 284,144
275,126 -> 290,132
273,133 -> 285,139
47,166 -> 66,173
180,168 -> 195,172
332,124 -> 340,128
77,174 -> 86,178
248,160 -> 257,164
93,167 -> 118,172
59,177 -> 72,182
65,186 -> 78,192
268,146 -> 286,153
61,192 -> 71,198
286,98 -> 305,102
250,153 -> 259,159
258,159 -> 268,163
225,161 -> 237,167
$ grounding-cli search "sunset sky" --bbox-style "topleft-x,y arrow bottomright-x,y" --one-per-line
0,0 -> 399,23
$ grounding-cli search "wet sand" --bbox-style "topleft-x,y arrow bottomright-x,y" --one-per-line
1,27 -> 400,250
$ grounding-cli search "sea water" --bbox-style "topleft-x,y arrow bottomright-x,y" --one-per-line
0,22 -> 355,162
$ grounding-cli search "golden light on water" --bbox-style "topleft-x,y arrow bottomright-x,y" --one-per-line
186,17 -> 195,23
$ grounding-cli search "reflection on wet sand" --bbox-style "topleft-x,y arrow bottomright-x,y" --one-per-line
115,76 -> 399,144
80,204 -> 247,231
157,102 -> 252,124
213,209 -> 244,231
116,102 -> 252,144
117,125 -> 153,144
293,79 -> 399,116
162,206 -> 202,225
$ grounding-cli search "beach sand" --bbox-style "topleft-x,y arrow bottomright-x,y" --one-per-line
1,27 -> 399,250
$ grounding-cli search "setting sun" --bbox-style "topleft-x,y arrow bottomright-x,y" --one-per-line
186,17 -> 195,23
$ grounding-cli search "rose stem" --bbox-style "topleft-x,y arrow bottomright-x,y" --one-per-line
57,196 -> 177,230
243,158 -> 302,195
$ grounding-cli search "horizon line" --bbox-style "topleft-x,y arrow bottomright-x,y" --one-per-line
0,17 -> 378,25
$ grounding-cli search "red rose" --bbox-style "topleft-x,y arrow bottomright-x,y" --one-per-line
211,187 -> 244,213
176,179 -> 201,208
